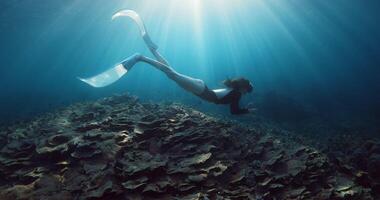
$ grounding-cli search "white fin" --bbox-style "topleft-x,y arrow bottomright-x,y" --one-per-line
112,10 -> 146,35
78,64 -> 127,88
112,9 -> 158,49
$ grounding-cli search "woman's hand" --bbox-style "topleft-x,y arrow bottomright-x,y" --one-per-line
246,102 -> 256,109
246,102 -> 256,113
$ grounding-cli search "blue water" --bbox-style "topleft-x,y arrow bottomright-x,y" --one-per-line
0,0 -> 379,130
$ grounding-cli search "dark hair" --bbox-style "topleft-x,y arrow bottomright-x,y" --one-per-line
223,77 -> 253,92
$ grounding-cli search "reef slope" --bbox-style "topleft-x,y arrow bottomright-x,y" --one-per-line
0,94 -> 376,199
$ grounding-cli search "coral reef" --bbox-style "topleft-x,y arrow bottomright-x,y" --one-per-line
0,94 -> 378,199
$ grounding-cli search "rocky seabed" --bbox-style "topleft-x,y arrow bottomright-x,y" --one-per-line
0,94 -> 379,200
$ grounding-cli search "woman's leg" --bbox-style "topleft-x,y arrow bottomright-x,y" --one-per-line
149,47 -> 170,66
141,34 -> 207,95
122,54 -> 206,95
113,10 -> 205,95
143,34 -> 170,66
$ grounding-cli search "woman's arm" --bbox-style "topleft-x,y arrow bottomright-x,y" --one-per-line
229,91 -> 249,115
230,101 -> 249,115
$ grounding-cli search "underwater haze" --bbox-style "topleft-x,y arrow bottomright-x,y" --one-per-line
0,0 -> 380,133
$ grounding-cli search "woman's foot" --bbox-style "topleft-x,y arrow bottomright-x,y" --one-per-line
121,53 -> 142,71
143,34 -> 158,50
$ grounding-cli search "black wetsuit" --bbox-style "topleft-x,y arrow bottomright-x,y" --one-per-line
197,86 -> 249,115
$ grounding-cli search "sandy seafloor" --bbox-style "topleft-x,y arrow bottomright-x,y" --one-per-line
0,94 -> 379,200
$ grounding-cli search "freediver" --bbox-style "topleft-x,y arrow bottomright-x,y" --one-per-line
79,10 -> 255,115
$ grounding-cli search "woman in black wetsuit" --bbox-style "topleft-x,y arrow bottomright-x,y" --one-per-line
194,77 -> 253,114
79,10 -> 254,115
201,78 -> 253,114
